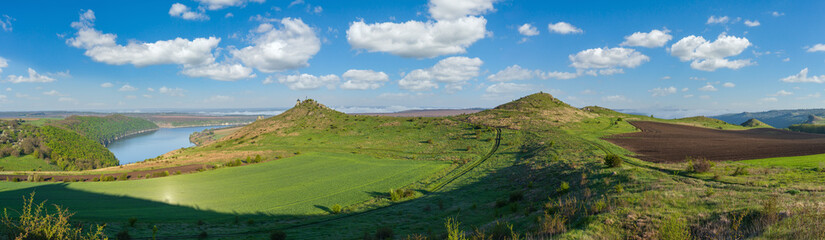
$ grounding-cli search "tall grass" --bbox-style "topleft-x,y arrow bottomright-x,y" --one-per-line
1,192 -> 106,240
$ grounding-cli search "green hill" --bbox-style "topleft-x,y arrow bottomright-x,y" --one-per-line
52,114 -> 158,145
712,109 -> 825,128
462,92 -> 596,129
740,118 -> 773,128
0,119 -> 118,171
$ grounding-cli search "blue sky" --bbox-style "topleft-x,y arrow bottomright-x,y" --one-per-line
0,0 -> 824,117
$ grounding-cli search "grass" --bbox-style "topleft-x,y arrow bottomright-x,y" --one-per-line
0,152 -> 448,221
0,155 -> 61,171
741,153 -> 825,169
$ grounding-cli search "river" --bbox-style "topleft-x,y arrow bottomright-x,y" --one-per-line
106,126 -> 222,165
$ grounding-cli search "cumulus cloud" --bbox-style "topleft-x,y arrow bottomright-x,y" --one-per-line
744,20 -> 760,27
428,0 -> 498,21
180,63 -> 255,81
780,68 -> 825,83
7,68 -> 56,83
43,90 -> 61,96
569,47 -> 649,70
540,71 -> 579,80
772,11 -> 784,17
706,16 -> 730,24
100,82 -> 113,88
118,84 -> 137,91
620,29 -> 672,48
159,86 -> 186,96
399,56 -> 482,91
271,73 -> 340,90
347,17 -> 487,58
518,23 -> 539,36
649,86 -> 677,97
340,69 -> 389,90
194,0 -> 265,10
0,57 -> 7,73
487,65 -> 537,81
547,22 -> 583,34
670,34 -> 753,71
807,44 -> 825,52
484,82 -> 532,97
602,95 -> 628,102
723,82 -> 735,88
233,18 -> 320,72
698,83 -> 717,92
67,10 -> 255,81
169,3 -> 209,21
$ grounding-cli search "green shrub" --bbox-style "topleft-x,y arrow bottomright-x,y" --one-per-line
732,166 -> 749,176
491,221 -> 517,240
1,192 -> 107,240
331,204 -> 343,214
614,184 -> 624,194
686,157 -> 714,173
444,217 -> 466,240
128,217 -> 137,227
556,181 -> 570,194
270,230 -> 286,240
658,216 -> 691,240
495,199 -> 508,208
197,230 -> 208,239
247,219 -> 255,225
539,213 -> 567,236
604,154 -> 622,168
117,173 -> 128,181
509,191 -> 524,202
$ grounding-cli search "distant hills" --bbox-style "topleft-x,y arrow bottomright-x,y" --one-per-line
712,109 -> 825,128
740,118 -> 773,128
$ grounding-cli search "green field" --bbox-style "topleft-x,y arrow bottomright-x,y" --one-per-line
740,153 -> 825,169
0,155 -> 61,171
0,152 -> 448,222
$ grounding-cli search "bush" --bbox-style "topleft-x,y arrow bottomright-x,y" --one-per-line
732,166 -> 749,176
556,181 -> 570,194
1,192 -> 107,240
509,191 -> 524,202
390,188 -> 415,201
117,173 -> 128,181
604,154 -> 622,168
491,221 -> 516,240
375,226 -> 394,240
659,216 -> 691,240
331,204 -> 343,214
198,230 -> 208,239
128,217 -> 137,227
270,230 -> 286,240
539,213 -> 567,236
614,184 -> 624,194
686,157 -> 714,173
444,218 -> 465,240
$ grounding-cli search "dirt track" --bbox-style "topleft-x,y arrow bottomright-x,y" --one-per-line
604,121 -> 825,163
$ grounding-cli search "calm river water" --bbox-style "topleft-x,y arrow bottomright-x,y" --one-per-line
107,126 -> 222,165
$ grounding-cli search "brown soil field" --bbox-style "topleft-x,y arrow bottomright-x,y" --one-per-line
604,121 -> 825,163
355,109 -> 482,117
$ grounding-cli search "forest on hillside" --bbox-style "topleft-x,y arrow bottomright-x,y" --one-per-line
52,114 -> 158,145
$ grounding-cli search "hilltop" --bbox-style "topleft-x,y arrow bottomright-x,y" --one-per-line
741,118 -> 773,128
462,92 -> 596,129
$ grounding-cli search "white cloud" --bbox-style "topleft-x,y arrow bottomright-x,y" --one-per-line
428,0 -> 498,21
761,97 -> 778,102
273,73 -> 340,90
0,57 -> 7,73
707,16 -> 730,24
312,6 -> 323,14
0,94 -> 6,103
744,20 -> 760,27
169,3 -> 209,21
807,44 -> 825,53
347,17 -> 487,58
670,34 -> 753,71
225,13 -> 234,18
682,88 -> 689,92
487,65 -> 536,81
288,0 -> 304,8
147,88 -> 155,92
194,0 -> 265,10
781,68 -> 825,83
649,86 -> 677,97
722,82 -> 735,88
179,62 -> 255,81
772,11 -> 784,17
771,90 -> 793,96
118,84 -> 137,91
518,23 -> 539,36
547,22 -> 583,34
683,94 -> 694,98
783,57 -> 790,62
100,82 -> 113,88
699,95 -> 711,100
7,68 -> 56,83
569,47 -> 649,70
621,29 -> 672,48
399,56 -> 482,91
58,97 -> 77,103
484,82 -> 532,97
125,95 -> 137,99
598,68 -> 624,75
340,69 -> 389,90
232,18 -> 321,72
698,83 -> 717,92
0,15 -> 12,32
540,71 -> 579,80
689,76 -> 706,81
159,86 -> 186,96
43,90 -> 61,96
602,95 -> 628,102
661,76 -> 672,80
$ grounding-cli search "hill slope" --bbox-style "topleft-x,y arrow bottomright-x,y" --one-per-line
52,114 -> 158,145
740,118 -> 773,128
712,109 -> 825,128
462,92 -> 596,129
0,119 -> 118,171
